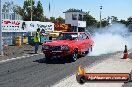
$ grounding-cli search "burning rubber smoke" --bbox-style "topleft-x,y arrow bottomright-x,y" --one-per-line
89,23 -> 132,56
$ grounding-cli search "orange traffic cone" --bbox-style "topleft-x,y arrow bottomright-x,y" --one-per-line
123,45 -> 128,59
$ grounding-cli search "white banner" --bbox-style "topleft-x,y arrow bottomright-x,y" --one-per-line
2,19 -> 54,33
22,21 -> 54,33
2,19 -> 25,32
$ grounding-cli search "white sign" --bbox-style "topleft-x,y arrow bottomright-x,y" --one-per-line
23,21 -> 54,33
2,19 -> 25,32
78,21 -> 86,27
2,19 -> 54,33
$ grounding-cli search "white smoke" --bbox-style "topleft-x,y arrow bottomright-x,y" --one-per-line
89,23 -> 132,56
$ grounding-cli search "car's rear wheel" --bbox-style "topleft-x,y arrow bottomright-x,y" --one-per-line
85,45 -> 92,55
71,49 -> 78,62
84,48 -> 89,56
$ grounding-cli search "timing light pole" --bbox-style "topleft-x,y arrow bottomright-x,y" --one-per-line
0,0 -> 3,56
100,6 -> 102,28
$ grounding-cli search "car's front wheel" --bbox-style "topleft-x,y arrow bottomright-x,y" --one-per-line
70,49 -> 78,62
45,55 -> 51,62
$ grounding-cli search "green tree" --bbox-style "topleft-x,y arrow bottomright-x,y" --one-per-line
126,17 -> 132,26
111,16 -> 118,22
101,20 -> 109,27
96,18 -> 109,28
84,12 -> 97,27
15,0 -> 44,21
35,0 -> 44,21
14,6 -> 24,17
50,17 -> 56,23
56,16 -> 65,23
119,19 -> 127,25
20,0 -> 35,21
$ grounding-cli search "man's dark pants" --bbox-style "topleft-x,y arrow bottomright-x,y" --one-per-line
35,42 -> 39,53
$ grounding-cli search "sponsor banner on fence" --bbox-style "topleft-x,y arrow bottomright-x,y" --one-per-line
2,19 -> 54,33
2,19 -> 25,32
23,21 -> 54,33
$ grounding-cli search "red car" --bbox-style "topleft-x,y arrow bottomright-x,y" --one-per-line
42,32 -> 94,62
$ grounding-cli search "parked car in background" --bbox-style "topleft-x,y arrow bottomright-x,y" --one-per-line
49,31 -> 62,38
49,31 -> 62,41
42,32 -> 94,62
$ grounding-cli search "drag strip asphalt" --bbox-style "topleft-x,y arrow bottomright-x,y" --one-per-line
0,53 -> 116,87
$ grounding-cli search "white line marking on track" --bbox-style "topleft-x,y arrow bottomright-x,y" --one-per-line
0,53 -> 43,64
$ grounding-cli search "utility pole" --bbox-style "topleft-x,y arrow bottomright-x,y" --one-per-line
100,6 -> 102,28
30,0 -> 33,36
0,0 -> 3,56
31,0 -> 32,21
27,0 -> 32,21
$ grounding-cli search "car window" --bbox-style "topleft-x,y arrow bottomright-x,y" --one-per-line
79,34 -> 83,40
79,33 -> 88,40
71,34 -> 78,40
82,34 -> 87,40
83,33 -> 89,39
57,33 -> 78,40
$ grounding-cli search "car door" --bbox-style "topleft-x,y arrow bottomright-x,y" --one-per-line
82,33 -> 91,51
86,32 -> 94,46
78,34 -> 86,52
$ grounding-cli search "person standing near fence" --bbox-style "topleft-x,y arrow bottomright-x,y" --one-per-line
34,28 -> 40,54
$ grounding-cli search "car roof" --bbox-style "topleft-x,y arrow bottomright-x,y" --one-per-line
62,32 -> 85,34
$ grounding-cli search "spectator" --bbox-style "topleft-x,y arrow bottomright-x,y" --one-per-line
33,28 -> 40,54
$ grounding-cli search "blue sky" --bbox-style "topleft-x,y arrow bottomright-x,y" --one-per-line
2,0 -> 132,20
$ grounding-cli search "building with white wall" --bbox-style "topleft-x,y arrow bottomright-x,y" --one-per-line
2,12 -> 22,20
64,9 -> 86,32
1,12 -> 25,45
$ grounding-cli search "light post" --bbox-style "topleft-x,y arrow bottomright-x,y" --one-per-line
28,0 -> 33,36
31,0 -> 32,21
30,0 -> 33,36
100,6 -> 102,28
27,0 -> 33,21
0,0 -> 3,56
